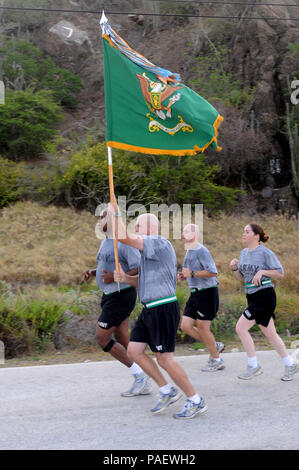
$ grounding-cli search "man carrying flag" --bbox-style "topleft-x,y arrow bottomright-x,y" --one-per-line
111,203 -> 208,420
99,14 -> 223,418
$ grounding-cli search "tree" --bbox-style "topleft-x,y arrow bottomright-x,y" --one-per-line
0,38 -> 83,109
0,89 -> 63,160
190,44 -> 255,111
0,157 -> 26,206
282,44 -> 299,200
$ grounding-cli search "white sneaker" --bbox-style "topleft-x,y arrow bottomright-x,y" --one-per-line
238,364 -> 263,380
207,342 -> 225,364
151,387 -> 182,414
281,363 -> 298,381
202,357 -> 225,372
121,373 -> 152,397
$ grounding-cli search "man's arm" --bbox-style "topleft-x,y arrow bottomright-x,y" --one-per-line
182,268 -> 217,279
84,269 -> 97,281
108,202 -> 144,251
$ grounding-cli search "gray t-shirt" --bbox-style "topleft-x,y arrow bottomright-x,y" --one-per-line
238,245 -> 284,294
138,236 -> 177,304
183,243 -> 218,289
96,239 -> 140,294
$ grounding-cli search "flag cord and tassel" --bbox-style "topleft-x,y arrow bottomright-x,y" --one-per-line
108,146 -> 121,292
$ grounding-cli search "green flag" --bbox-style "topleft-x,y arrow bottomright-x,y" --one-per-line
101,18 -> 223,156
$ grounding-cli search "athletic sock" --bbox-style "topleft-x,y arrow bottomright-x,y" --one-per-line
129,363 -> 143,376
213,357 -> 221,362
188,393 -> 201,404
247,356 -> 258,368
159,383 -> 172,395
283,356 -> 294,367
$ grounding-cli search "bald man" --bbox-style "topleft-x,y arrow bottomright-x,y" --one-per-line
178,224 -> 225,372
110,204 -> 208,420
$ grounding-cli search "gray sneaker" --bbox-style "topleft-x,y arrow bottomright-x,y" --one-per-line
151,387 -> 182,414
121,372 -> 152,397
281,363 -> 298,382
202,357 -> 225,372
208,342 -> 225,365
173,397 -> 208,420
238,364 -> 263,380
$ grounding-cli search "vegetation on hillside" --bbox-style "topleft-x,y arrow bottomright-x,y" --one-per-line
0,38 -> 83,161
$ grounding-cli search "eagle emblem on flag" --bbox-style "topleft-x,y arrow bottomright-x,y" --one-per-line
137,73 -> 183,121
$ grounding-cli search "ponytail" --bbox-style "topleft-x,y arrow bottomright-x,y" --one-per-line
250,224 -> 269,243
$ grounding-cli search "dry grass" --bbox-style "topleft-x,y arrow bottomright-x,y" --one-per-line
0,202 -> 298,296
0,201 -> 99,286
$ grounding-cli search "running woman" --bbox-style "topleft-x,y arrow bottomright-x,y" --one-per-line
84,208 -> 151,397
230,223 -> 297,381
178,224 -> 225,372
111,203 -> 208,420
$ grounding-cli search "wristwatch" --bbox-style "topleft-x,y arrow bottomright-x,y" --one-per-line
191,271 -> 195,278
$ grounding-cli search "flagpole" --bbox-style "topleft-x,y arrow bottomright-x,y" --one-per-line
101,12 -> 120,291
107,146 -> 121,292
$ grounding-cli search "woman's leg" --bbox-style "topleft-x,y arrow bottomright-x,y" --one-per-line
235,315 -> 256,358
258,318 -> 289,359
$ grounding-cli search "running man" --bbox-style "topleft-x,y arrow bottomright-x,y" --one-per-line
178,224 -> 225,372
230,223 -> 298,381
84,208 -> 151,397
111,203 -> 208,420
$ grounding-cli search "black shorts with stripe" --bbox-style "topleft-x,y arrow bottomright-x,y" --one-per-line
183,286 -> 219,321
130,300 -> 180,353
98,287 -> 137,330
243,287 -> 276,327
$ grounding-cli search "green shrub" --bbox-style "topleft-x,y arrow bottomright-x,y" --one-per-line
0,38 -> 83,109
190,44 -> 255,110
41,142 -> 240,212
0,283 -> 100,357
0,157 -> 26,206
0,89 -> 63,160
0,298 -> 64,357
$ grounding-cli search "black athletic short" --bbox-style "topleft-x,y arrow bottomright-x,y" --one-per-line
97,287 -> 137,330
243,287 -> 276,327
183,286 -> 219,321
130,300 -> 180,353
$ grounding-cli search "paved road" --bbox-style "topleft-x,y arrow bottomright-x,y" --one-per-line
0,350 -> 298,450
